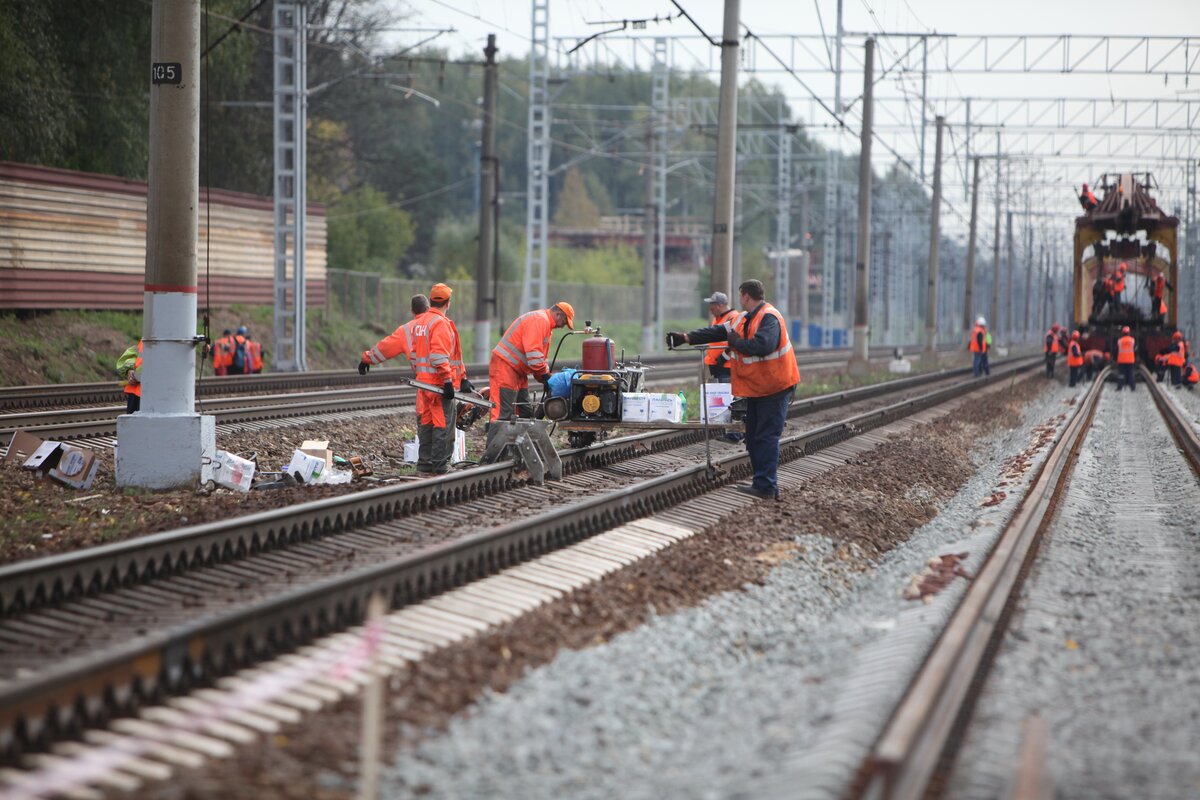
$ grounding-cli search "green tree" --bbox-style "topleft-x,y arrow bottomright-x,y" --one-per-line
326,185 -> 415,274
0,1 -> 74,165
552,166 -> 600,228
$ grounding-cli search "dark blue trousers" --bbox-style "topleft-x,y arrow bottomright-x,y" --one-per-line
744,386 -> 794,496
1117,363 -> 1136,390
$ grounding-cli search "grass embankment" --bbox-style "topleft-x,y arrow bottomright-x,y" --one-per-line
0,307 -> 708,386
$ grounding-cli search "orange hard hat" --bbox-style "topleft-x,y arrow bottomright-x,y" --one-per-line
1071,331 -> 1080,340
1174,331 -> 1184,340
430,283 -> 453,302
1051,323 -> 1061,331
1118,262 -> 1127,272
552,301 -> 575,329
1122,326 -> 1131,334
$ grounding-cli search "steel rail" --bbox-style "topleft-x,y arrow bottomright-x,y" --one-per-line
851,368 -> 1109,800
0,357 -> 1039,757
0,358 -> 999,616
1140,366 -> 1200,475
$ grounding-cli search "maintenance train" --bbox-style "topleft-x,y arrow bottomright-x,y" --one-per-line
1073,172 -> 1180,362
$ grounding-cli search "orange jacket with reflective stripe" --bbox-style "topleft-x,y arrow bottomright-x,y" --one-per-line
1044,331 -> 1060,354
705,309 -> 739,365
726,303 -> 801,397
492,309 -> 554,378
413,307 -> 464,388
213,335 -> 234,369
1166,340 -> 1186,368
363,318 -> 420,367
1116,335 -> 1136,364
969,325 -> 988,354
1067,341 -> 1083,367
124,340 -> 143,398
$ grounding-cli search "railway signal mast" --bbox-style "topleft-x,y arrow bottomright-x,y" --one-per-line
116,0 -> 216,489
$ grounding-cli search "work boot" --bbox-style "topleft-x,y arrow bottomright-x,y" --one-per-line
734,484 -> 777,500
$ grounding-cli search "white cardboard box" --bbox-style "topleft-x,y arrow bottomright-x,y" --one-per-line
700,383 -> 734,424
287,449 -> 326,484
47,446 -> 100,490
647,393 -> 683,423
212,450 -> 256,493
621,392 -> 651,422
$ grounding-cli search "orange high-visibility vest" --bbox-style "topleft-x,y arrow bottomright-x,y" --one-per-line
1044,331 -> 1060,354
123,340 -> 143,398
412,308 -> 463,389
492,309 -> 555,378
726,303 -> 801,397
1166,340 -> 1186,368
1067,341 -> 1083,367
1117,335 -> 1136,365
1186,364 -> 1199,384
1113,273 -> 1126,293
969,325 -> 988,354
364,318 -> 422,366
705,309 -> 739,366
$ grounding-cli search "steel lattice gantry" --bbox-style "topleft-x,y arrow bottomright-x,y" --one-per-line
651,38 -> 669,344
523,0 -> 551,312
272,1 -> 307,371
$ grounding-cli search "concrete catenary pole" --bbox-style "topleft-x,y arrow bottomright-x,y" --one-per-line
848,38 -> 874,374
642,124 -> 657,354
709,0 -> 740,298
117,0 -> 215,489
1023,220 -> 1033,340
922,116 -> 945,360
962,156 -> 981,332
474,34 -> 498,364
798,187 -> 810,348
1005,210 -> 1015,341
990,134 -> 1002,342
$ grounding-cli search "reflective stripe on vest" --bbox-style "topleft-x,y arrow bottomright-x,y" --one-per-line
728,303 -> 800,397
705,309 -> 738,365
493,311 -> 551,372
1117,336 -> 1136,364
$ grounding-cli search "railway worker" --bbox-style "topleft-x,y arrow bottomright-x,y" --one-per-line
1166,330 -> 1187,388
968,316 -> 990,378
1149,274 -> 1172,325
117,340 -> 142,414
1183,362 -> 1199,391
1112,262 -> 1128,305
488,300 -> 576,448
1044,323 -> 1062,379
1066,331 -> 1085,387
666,279 -> 800,501
408,283 -> 470,474
703,291 -> 739,382
1154,352 -> 1169,383
227,326 -> 254,375
1083,349 -> 1109,382
358,294 -> 430,376
1115,326 -> 1137,391
1079,182 -> 1098,212
246,333 -> 264,374
212,329 -> 234,376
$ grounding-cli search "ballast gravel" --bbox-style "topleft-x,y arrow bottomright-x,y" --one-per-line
944,385 -> 1200,799
377,375 -> 1082,799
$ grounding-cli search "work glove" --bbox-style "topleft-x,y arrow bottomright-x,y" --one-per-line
535,373 -> 552,386
461,378 -> 475,393
665,331 -> 687,349
442,381 -> 455,400
358,359 -> 371,376
727,327 -> 743,347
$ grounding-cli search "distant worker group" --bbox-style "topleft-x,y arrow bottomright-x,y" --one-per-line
211,326 -> 264,375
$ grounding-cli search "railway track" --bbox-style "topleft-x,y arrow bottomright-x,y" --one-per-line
844,366 -> 1200,799
0,355 -> 1039,798
0,345 -> 957,445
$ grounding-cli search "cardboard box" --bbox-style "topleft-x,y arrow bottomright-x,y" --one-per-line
22,440 -> 65,474
287,449 -> 326,484
648,393 -> 683,423
299,440 -> 333,468
620,392 -> 651,422
700,383 -> 734,424
47,446 -> 100,490
3,431 -> 45,465
212,450 -> 256,493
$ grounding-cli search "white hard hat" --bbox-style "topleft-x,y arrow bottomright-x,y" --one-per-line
976,316 -> 987,326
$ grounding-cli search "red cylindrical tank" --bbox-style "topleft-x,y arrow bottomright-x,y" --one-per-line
581,336 -> 615,371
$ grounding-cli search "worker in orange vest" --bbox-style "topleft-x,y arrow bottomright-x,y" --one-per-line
409,284 -> 469,474
487,301 -> 575,447
703,291 -> 739,382
968,316 -> 990,377
358,295 -> 430,375
1111,262 -> 1128,304
117,340 -> 143,414
1044,323 -> 1062,378
1115,326 -> 1137,391
1082,349 -> 1109,382
1066,331 -> 1085,387
1079,183 -> 1098,211
668,279 -> 801,500
1183,362 -> 1199,391
1165,330 -> 1187,388
246,335 -> 264,374
1149,274 -> 1172,325
212,329 -> 234,375
1154,352 -> 1169,383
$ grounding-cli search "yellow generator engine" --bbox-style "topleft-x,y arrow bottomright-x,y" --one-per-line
569,373 -> 622,422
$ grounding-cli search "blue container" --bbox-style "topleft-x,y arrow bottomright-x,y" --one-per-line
545,368 -> 577,399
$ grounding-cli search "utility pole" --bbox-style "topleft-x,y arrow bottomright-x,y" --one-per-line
963,156 -> 980,332
848,37 -> 874,374
990,133 -> 1001,342
117,0 -> 214,489
1023,221 -> 1033,341
641,124 -> 656,354
710,0 -> 740,297
474,34 -> 498,364
1005,210 -> 1014,341
834,0 -> 844,114
798,186 -> 810,348
923,116 -> 944,361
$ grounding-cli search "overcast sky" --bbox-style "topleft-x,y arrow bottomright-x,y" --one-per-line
391,1 -> 1199,231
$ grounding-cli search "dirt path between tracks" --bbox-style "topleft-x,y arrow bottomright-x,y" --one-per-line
136,374 -> 1050,800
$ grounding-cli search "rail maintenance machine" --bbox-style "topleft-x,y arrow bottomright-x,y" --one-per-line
478,323 -> 744,484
